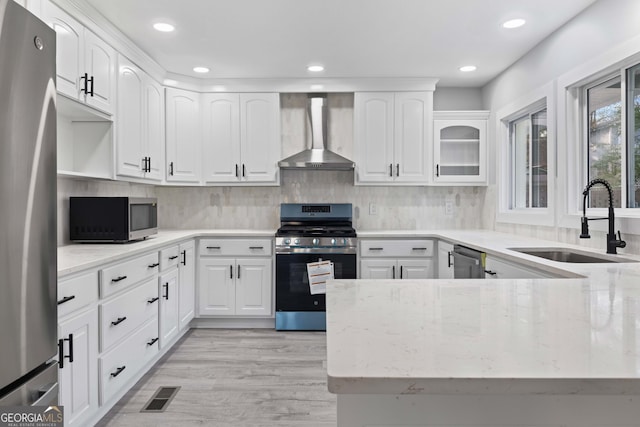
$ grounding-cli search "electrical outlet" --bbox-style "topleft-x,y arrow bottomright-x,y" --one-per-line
369,203 -> 377,215
445,200 -> 454,217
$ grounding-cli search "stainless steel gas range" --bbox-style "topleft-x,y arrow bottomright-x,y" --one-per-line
275,204 -> 357,331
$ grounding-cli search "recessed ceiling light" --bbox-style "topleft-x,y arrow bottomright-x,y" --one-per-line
459,65 -> 477,72
193,66 -> 210,73
310,84 -> 324,91
307,65 -> 324,72
153,22 -> 175,32
163,79 -> 177,85
503,18 -> 526,29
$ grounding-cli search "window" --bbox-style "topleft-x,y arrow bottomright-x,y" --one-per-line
583,63 -> 640,209
509,108 -> 548,209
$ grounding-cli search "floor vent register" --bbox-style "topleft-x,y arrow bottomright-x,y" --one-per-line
140,386 -> 181,413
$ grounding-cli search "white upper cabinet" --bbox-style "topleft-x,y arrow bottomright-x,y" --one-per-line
202,93 -> 280,184
42,1 -> 115,113
166,88 -> 201,183
433,111 -> 489,185
116,55 -> 164,182
354,92 -> 432,185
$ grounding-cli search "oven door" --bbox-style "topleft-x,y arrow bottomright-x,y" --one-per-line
275,252 -> 356,311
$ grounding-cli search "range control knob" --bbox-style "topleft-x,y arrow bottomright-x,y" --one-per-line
331,238 -> 336,245
293,239 -> 300,245
312,238 -> 320,246
284,239 -> 291,245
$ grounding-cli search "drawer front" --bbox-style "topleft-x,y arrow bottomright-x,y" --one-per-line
360,239 -> 434,257
199,238 -> 272,257
159,245 -> 180,272
99,277 -> 159,352
99,316 -> 159,405
58,271 -> 98,318
100,252 -> 160,298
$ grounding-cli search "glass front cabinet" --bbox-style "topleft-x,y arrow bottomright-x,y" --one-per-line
433,111 -> 489,185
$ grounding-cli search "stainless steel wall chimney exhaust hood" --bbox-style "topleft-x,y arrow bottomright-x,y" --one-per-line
278,94 -> 355,170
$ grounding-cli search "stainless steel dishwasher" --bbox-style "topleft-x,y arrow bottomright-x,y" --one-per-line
452,244 -> 486,279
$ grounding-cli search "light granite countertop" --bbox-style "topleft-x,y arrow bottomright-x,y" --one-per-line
58,229 -> 276,276
327,230 -> 640,396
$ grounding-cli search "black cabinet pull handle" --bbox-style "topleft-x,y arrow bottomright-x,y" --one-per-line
389,164 -> 393,177
163,283 -> 169,300
110,366 -> 126,378
249,246 -> 264,250
88,75 -> 94,96
237,265 -> 240,279
400,265 -> 403,279
147,297 -> 159,304
111,317 -> 127,326
447,251 -> 452,268
169,161 -> 174,176
485,270 -> 497,276
181,250 -> 186,266
147,156 -> 151,172
369,247 -> 384,251
58,334 -> 73,368
142,157 -> 147,172
235,164 -> 239,178
412,247 -> 427,251
111,275 -> 127,283
169,255 -> 179,260
57,295 -> 76,305
80,72 -> 88,94
147,338 -> 159,346
230,265 -> 233,279
396,163 -> 400,176
392,265 -> 395,279
148,262 -> 160,268
436,164 -> 440,177
206,246 -> 221,250
242,164 -> 246,177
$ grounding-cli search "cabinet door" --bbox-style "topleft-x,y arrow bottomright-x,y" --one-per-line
198,258 -> 235,315
42,1 -> 83,100
434,119 -> 487,183
354,92 -> 395,183
83,30 -> 115,113
239,93 -> 280,183
437,241 -> 454,279
235,258 -> 272,316
394,92 -> 431,183
58,309 -> 98,427
360,259 -> 397,279
178,241 -> 196,329
115,55 -> 144,178
202,93 -> 241,182
166,88 -> 201,183
143,77 -> 164,181
398,259 -> 434,279
159,268 -> 179,348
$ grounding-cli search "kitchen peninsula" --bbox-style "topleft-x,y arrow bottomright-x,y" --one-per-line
327,231 -> 640,427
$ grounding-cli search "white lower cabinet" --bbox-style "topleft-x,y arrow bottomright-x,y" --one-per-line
198,238 -> 273,317
437,240 -> 455,279
178,240 -> 196,329
159,268 -> 179,347
58,308 -> 98,427
484,255 -> 554,279
98,317 -> 159,404
359,239 -> 435,279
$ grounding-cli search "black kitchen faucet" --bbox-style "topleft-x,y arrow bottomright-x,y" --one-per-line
580,178 -> 626,254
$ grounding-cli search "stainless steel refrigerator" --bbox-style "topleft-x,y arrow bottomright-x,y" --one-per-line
0,0 -> 58,406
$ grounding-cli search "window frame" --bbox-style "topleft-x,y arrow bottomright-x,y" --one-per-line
496,82 -> 556,227
557,45 -> 640,236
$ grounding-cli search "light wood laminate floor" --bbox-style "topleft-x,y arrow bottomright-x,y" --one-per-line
97,329 -> 336,427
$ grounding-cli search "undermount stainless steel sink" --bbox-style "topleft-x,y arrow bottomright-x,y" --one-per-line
509,247 -> 636,263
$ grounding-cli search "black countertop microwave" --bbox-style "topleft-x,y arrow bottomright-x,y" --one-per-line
70,197 -> 158,242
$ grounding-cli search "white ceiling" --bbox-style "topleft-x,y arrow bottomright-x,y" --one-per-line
82,0 -> 598,87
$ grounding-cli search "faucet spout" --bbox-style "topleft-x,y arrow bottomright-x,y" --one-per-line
580,178 -> 626,254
